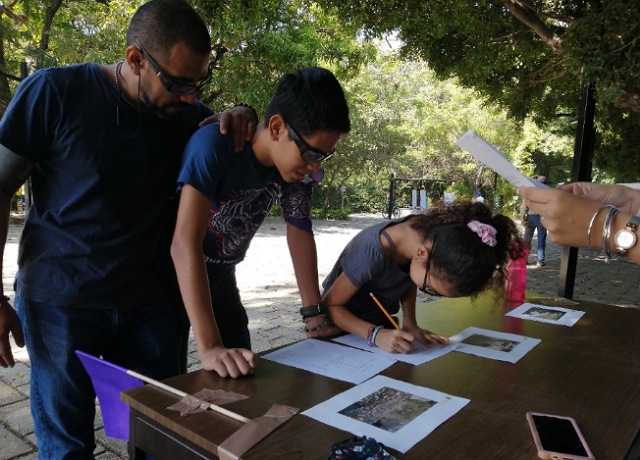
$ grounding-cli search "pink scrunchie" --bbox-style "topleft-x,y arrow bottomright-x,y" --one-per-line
467,220 -> 497,247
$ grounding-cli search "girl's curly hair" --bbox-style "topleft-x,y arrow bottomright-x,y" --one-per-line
409,201 -> 524,297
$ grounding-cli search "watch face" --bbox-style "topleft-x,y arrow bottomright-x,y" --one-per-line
615,229 -> 637,249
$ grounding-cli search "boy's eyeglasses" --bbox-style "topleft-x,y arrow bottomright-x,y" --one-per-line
134,38 -> 213,95
288,125 -> 336,163
419,239 -> 444,297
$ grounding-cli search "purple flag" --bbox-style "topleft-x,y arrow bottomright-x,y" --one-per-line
75,350 -> 144,440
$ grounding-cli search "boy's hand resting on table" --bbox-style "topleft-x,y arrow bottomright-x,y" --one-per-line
200,346 -> 257,379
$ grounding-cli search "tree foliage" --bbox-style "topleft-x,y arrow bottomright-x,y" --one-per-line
0,0 -> 374,115
319,52 -> 570,214
316,0 -> 640,180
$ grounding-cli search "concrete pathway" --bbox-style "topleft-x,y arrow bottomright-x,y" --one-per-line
2,213 -> 639,459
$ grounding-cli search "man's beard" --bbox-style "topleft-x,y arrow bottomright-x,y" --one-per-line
138,87 -> 190,121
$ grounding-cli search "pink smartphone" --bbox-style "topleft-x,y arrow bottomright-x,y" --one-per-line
526,412 -> 595,460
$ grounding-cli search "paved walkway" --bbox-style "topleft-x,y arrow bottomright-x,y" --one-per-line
2,213 -> 639,459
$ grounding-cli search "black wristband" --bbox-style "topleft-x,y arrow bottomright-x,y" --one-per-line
233,103 -> 259,125
300,304 -> 326,318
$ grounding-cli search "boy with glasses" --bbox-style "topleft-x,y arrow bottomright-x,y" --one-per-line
171,67 -> 351,378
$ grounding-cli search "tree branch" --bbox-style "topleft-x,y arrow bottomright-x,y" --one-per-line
503,0 -> 564,54
0,5 -> 28,24
39,0 -> 64,58
509,0 -> 574,25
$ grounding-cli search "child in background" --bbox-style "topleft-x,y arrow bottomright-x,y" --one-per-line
320,201 -> 523,353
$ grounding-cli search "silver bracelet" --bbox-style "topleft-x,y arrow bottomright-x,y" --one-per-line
602,206 -> 620,262
587,205 -> 614,251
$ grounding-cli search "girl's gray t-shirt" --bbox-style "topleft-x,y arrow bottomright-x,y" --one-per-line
322,217 -> 414,324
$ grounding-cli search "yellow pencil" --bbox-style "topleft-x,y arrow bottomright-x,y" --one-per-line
369,292 -> 400,330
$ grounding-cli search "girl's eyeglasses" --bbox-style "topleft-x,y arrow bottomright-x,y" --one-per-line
419,239 -> 444,297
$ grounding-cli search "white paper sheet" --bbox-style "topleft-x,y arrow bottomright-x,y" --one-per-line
455,130 -> 549,188
450,326 -> 540,363
332,333 -> 458,365
505,302 -> 585,326
262,339 -> 395,384
303,375 -> 470,453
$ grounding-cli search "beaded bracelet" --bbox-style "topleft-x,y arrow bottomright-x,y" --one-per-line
304,317 -> 332,334
368,325 -> 383,347
366,325 -> 375,346
602,206 -> 620,262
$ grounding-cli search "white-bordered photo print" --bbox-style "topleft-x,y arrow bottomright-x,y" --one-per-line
303,375 -> 469,453
505,302 -> 585,327
450,326 -> 541,363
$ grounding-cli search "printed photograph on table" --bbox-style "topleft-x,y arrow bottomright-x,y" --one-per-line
450,326 -> 541,363
303,375 -> 470,453
338,386 -> 437,433
505,302 -> 586,327
461,333 -> 517,352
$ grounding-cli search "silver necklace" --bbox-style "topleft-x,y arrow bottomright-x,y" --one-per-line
114,60 -> 140,137
114,61 -> 123,126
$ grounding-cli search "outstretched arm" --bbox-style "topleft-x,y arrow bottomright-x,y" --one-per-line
518,185 -> 640,265
557,182 -> 640,215
286,223 -> 343,338
171,185 -> 256,378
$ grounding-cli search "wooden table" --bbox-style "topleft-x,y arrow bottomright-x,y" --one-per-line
122,292 -> 640,459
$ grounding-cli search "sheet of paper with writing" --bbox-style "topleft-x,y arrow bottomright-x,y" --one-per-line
332,333 -> 458,365
262,338 -> 395,384
455,130 -> 549,188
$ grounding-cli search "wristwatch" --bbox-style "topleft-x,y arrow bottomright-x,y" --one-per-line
613,215 -> 640,255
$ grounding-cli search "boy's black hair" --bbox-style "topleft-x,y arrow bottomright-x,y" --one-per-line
127,0 -> 211,57
265,67 -> 351,136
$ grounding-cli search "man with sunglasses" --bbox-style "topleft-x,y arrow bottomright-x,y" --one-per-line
0,1 -> 256,457
171,67 -> 351,378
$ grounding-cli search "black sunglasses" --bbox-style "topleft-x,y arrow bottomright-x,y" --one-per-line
134,38 -> 213,95
419,240 -> 443,297
288,125 -> 336,163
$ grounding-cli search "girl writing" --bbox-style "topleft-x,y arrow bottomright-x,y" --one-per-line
319,201 -> 523,353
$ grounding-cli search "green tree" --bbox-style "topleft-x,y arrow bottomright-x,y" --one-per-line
0,0 -> 374,115
321,52 -> 553,214
316,0 -> 640,180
